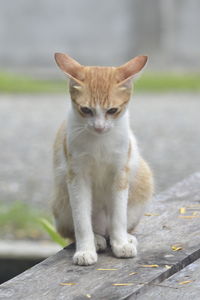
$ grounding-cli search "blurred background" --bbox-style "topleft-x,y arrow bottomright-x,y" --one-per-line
0,0 -> 200,254
1,0 -> 200,72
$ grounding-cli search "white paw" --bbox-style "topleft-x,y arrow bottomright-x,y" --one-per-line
73,251 -> 97,266
112,242 -> 137,258
95,234 -> 107,252
128,234 -> 138,247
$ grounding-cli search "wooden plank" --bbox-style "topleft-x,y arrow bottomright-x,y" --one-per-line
0,172 -> 200,300
136,258 -> 200,299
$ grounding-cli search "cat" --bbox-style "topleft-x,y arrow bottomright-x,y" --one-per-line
52,53 -> 154,266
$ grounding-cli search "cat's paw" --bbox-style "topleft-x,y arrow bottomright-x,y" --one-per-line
112,242 -> 137,258
73,250 -> 97,266
128,234 -> 138,247
95,234 -> 107,252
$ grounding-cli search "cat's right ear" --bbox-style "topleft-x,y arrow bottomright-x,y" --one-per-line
54,53 -> 84,84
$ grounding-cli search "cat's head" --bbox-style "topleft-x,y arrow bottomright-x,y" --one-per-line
55,53 -> 147,135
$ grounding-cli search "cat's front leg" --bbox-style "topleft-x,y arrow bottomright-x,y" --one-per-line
68,175 -> 97,265
109,175 -> 137,258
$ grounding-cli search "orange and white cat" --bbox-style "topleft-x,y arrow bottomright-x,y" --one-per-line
52,53 -> 153,266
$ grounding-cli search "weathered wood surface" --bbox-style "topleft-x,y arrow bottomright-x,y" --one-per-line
137,258 -> 200,299
0,172 -> 200,300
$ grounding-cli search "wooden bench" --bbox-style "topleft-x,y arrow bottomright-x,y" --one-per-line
0,172 -> 200,299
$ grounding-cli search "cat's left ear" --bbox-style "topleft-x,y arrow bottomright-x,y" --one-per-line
116,56 -> 148,88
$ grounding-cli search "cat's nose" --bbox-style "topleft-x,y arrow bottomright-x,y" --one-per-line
94,126 -> 105,133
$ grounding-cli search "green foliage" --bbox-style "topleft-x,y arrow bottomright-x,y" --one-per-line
0,72 -> 66,93
38,218 -> 67,247
135,73 -> 200,92
0,201 -> 46,239
0,201 -> 70,247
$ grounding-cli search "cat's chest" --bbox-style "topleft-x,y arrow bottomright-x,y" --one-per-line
68,131 -> 129,186
89,147 -> 118,190
71,132 -> 126,160
76,141 -> 120,173
88,140 -> 117,162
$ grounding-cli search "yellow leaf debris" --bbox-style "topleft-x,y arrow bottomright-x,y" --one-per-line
192,211 -> 200,216
179,280 -> 193,285
179,207 -> 186,214
186,204 -> 200,208
140,264 -> 159,268
165,265 -> 172,269
85,294 -> 91,298
178,215 -> 200,219
144,213 -> 160,216
60,282 -> 77,286
171,245 -> 183,251
96,268 -> 117,271
112,283 -> 134,286
129,272 -> 138,276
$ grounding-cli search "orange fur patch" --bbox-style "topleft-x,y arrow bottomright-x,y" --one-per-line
116,142 -> 132,191
70,66 -> 132,110
128,158 -> 154,204
117,173 -> 129,190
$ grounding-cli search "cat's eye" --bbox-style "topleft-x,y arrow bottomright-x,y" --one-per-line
80,106 -> 93,115
107,108 -> 118,115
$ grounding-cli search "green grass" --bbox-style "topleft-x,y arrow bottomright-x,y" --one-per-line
0,201 -> 68,246
0,72 -> 66,94
0,201 -> 48,240
39,218 -> 67,247
135,73 -> 200,92
0,71 -> 200,93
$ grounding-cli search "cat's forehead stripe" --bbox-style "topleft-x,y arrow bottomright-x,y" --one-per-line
70,66 -> 132,108
84,67 -> 117,107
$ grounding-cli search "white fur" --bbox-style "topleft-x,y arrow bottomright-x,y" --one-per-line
54,103 -> 141,265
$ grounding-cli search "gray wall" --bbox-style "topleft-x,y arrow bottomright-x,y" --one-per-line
0,0 -> 200,74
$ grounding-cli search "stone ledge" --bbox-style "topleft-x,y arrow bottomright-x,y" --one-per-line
0,240 -> 61,260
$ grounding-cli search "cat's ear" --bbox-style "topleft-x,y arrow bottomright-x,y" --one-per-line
116,56 -> 148,88
54,53 -> 84,84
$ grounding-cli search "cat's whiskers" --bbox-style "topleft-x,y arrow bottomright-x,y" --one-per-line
68,125 -> 86,143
